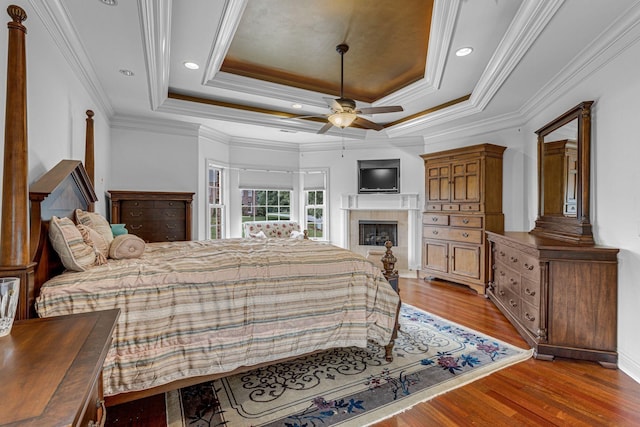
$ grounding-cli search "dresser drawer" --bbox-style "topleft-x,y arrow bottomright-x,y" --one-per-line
521,277 -> 541,307
495,285 -> 520,319
121,200 -> 154,209
494,261 -> 521,294
520,300 -> 540,335
450,215 -> 483,228
423,214 -> 449,225
493,243 -> 540,280
460,203 -> 480,212
442,204 -> 459,211
423,226 -> 482,244
155,200 -> 186,209
425,204 -> 442,211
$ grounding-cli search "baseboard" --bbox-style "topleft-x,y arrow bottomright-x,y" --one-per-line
619,351 -> 640,384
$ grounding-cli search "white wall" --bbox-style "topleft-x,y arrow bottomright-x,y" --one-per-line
299,137 -> 425,247
521,38 -> 640,382
109,122 -> 200,235
0,0 -> 111,218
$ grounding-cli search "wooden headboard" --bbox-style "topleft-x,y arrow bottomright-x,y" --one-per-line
0,6 -> 98,319
28,160 -> 97,317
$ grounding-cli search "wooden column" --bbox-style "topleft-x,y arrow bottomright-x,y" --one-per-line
0,5 -> 35,320
85,110 -> 95,212
1,5 -> 28,266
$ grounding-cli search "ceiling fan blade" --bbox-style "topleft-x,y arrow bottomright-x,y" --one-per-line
317,121 -> 334,134
353,116 -> 384,131
280,114 -> 326,120
356,105 -> 404,115
323,97 -> 343,112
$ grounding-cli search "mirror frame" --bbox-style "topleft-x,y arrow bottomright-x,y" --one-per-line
530,101 -> 594,244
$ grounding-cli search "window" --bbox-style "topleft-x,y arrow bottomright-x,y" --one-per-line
241,189 -> 291,228
305,190 -> 324,239
208,165 -> 224,239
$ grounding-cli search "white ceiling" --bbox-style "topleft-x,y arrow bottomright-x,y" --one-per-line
33,0 -> 640,144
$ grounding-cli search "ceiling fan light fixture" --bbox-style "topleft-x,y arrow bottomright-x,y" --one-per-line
328,112 -> 357,128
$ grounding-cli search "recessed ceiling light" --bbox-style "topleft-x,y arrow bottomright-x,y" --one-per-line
455,47 -> 473,57
119,69 -> 134,77
291,103 -> 303,109
99,0 -> 117,5
183,62 -> 200,70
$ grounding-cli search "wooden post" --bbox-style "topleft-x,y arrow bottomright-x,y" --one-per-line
85,110 -> 95,212
0,5 -> 36,320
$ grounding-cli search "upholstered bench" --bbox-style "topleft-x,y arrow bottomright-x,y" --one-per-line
242,221 -> 307,239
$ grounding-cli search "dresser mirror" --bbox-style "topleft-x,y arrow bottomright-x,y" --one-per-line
531,101 -> 594,244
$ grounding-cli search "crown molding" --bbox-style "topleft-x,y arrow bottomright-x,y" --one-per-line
228,137 -> 301,152
376,0 -> 459,106
202,0 -> 248,85
198,125 -> 232,145
111,114 -> 200,137
520,0 -> 640,121
385,0 -> 564,137
29,0 -> 114,118
138,0 -> 171,111
470,0 -> 564,111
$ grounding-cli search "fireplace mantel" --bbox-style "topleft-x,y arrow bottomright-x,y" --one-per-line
340,193 -> 421,273
340,193 -> 420,211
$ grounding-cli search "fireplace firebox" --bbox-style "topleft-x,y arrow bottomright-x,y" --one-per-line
359,220 -> 398,246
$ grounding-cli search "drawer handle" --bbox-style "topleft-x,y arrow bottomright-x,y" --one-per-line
128,212 -> 143,217
525,312 -> 536,322
432,230 -> 439,235
524,263 -> 534,271
510,256 -> 518,263
432,217 -> 438,222
462,218 -> 469,224
129,224 -> 142,230
524,288 -> 536,296
164,212 -> 177,217
509,299 -> 517,308
499,251 -> 505,256
165,224 -> 177,229
499,270 -> 505,276
509,278 -> 517,285
498,290 -> 505,296
462,232 -> 469,238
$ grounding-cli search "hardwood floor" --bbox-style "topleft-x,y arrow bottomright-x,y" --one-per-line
106,277 -> 640,426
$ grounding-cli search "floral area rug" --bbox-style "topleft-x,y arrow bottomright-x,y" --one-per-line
166,304 -> 532,427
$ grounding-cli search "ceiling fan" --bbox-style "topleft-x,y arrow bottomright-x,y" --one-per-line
288,43 -> 403,134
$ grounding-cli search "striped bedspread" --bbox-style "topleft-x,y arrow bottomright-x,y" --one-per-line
36,238 -> 400,397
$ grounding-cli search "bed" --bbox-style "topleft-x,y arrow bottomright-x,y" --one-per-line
0,6 -> 400,406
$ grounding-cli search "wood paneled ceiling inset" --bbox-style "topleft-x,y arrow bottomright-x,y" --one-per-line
222,0 -> 433,103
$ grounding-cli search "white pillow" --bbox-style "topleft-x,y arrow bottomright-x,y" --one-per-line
249,230 -> 267,239
290,230 -> 305,240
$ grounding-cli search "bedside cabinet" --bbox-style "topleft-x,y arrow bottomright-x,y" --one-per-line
0,309 -> 119,426
108,190 -> 194,242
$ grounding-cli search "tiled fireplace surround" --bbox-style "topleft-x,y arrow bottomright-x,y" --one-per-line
340,193 -> 421,275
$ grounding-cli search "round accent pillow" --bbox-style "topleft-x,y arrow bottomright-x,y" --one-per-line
109,234 -> 146,259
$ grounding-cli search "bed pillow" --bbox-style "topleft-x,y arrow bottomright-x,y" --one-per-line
75,209 -> 114,245
249,230 -> 267,239
49,216 -> 96,271
76,224 -> 109,265
109,234 -> 146,259
290,230 -> 305,240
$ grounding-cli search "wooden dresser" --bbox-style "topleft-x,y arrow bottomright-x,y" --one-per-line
486,231 -> 618,367
0,309 -> 119,426
420,143 -> 506,294
108,190 -> 194,242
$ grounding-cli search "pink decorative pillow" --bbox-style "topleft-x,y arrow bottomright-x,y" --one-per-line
75,209 -> 114,245
109,234 -> 146,259
48,216 -> 96,271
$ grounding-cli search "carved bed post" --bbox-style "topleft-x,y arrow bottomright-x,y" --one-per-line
85,110 -> 95,212
0,5 -> 35,320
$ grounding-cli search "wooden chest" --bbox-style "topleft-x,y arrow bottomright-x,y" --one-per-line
486,231 -> 619,367
108,190 -> 194,242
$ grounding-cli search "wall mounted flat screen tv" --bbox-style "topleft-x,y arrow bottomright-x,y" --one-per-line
358,159 -> 400,194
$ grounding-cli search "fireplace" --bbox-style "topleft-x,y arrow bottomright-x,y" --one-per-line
359,220 -> 398,246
